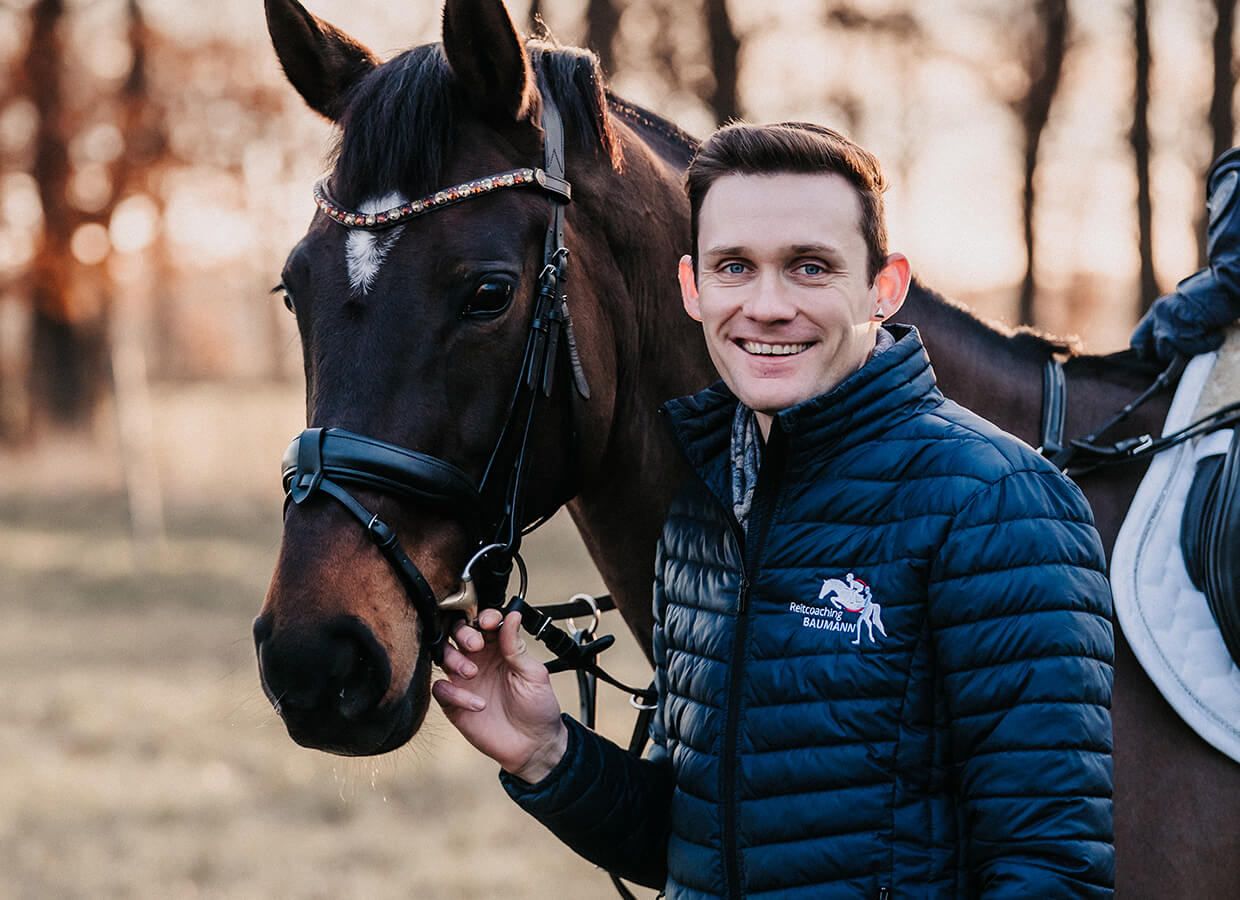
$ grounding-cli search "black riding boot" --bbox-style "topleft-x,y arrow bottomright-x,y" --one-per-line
1132,147 -> 1240,362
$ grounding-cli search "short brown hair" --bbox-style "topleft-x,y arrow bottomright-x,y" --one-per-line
686,122 -> 891,283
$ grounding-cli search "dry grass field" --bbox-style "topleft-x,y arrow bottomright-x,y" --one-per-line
0,383 -> 658,899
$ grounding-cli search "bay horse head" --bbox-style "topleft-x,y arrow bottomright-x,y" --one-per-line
253,0 -> 672,756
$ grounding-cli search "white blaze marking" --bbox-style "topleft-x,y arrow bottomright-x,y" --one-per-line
346,191 -> 406,294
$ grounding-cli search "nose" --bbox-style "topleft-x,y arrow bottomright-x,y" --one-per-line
253,615 -> 392,721
744,271 -> 797,322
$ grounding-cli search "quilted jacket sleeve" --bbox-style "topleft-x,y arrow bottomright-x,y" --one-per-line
499,570 -> 675,888
928,466 -> 1115,899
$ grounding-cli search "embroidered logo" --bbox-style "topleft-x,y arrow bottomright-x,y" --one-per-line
789,572 -> 887,646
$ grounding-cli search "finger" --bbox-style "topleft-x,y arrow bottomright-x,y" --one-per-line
476,607 -> 504,631
498,610 -> 538,672
450,618 -> 484,653
431,677 -> 485,712
440,642 -> 478,679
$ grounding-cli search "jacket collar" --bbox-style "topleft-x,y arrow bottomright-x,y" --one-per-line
662,325 -> 942,479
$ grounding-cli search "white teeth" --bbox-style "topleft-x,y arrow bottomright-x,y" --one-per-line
740,341 -> 810,356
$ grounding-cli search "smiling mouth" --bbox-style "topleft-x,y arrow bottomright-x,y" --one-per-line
738,340 -> 813,356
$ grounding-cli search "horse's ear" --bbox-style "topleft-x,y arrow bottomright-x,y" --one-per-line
265,0 -> 378,122
442,0 -> 534,123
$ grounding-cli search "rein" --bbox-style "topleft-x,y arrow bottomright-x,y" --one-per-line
282,90 -> 653,722
1040,354 -> 1240,476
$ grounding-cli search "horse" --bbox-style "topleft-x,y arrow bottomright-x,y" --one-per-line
254,0 -> 1240,895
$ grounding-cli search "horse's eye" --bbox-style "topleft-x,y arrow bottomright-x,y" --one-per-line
273,283 -> 295,314
462,279 -> 514,319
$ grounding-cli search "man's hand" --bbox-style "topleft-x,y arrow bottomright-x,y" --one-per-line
432,608 -> 569,784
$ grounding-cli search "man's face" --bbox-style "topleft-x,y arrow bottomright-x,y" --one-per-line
680,172 -> 908,433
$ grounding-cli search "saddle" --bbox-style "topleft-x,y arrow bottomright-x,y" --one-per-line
1181,421 -> 1240,665
1112,328 -> 1240,763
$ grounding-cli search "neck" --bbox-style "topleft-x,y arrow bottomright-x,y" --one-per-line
755,411 -> 773,441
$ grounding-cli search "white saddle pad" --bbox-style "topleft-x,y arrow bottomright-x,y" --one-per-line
1112,339 -> 1240,764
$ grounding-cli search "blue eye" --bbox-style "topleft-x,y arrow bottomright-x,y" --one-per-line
800,263 -> 824,276
724,262 -> 746,275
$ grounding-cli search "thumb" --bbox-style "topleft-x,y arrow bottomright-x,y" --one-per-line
498,610 -> 542,677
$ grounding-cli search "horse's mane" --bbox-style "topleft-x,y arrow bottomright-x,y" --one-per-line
908,279 -> 1165,382
907,278 -> 1077,358
606,93 -> 699,168
329,40 -> 629,205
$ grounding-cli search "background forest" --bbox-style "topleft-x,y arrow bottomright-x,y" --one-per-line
0,1 -> 1237,898
2,0 -> 1237,439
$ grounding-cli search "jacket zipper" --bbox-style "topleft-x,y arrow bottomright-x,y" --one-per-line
721,428 -> 785,899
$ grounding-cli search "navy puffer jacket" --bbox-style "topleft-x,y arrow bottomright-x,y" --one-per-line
504,326 -> 1115,899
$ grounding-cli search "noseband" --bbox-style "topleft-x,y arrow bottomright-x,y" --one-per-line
282,92 -> 589,656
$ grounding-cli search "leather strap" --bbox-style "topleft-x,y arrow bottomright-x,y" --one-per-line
1039,357 -> 1066,457
284,439 -> 447,654
282,428 -> 481,513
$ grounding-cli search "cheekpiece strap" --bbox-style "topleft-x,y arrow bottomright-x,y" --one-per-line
290,426 -> 326,505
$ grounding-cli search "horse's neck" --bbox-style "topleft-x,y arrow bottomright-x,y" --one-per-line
558,118 -> 712,653
899,283 -> 1046,445
900,282 -> 1170,554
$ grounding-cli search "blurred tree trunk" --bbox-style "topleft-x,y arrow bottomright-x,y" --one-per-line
1132,0 -> 1157,312
1202,0 -> 1238,265
585,0 -> 620,77
704,0 -> 741,123
24,0 -> 109,433
1015,0 -> 1069,327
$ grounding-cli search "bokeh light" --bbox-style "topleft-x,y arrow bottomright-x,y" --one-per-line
110,194 -> 161,254
70,222 -> 111,265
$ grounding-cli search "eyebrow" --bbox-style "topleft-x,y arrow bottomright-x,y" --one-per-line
702,242 -> 845,260
701,245 -> 751,260
788,243 -> 844,258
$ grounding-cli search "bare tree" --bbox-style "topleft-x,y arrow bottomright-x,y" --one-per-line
585,0 -> 621,77
1012,0 -> 1069,327
1132,0 -> 1157,312
22,0 -> 109,431
704,0 -> 741,123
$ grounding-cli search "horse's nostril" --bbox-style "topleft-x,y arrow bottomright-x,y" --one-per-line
331,622 -> 390,720
255,616 -> 392,721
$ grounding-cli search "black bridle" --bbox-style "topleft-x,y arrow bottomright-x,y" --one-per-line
281,92 -> 592,658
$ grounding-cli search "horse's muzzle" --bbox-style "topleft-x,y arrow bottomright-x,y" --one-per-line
252,613 -> 430,756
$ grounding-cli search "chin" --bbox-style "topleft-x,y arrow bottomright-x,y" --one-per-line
735,386 -> 816,417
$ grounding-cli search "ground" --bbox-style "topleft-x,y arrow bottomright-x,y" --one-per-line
0,382 -> 656,899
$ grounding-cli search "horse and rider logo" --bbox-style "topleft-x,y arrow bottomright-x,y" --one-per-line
790,572 -> 886,646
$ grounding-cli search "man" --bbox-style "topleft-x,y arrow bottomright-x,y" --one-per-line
433,122 -> 1115,899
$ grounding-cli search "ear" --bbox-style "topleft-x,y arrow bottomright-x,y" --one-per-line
442,0 -> 534,122
265,0 -> 378,121
872,253 -> 911,320
678,255 -> 703,322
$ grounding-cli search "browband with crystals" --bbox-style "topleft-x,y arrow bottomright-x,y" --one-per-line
313,167 -> 571,230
